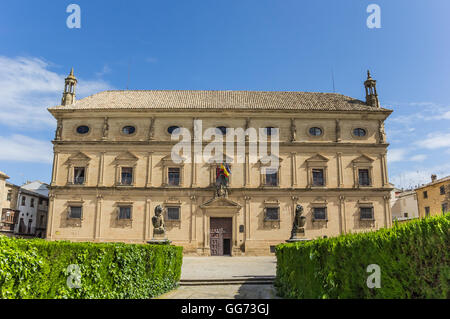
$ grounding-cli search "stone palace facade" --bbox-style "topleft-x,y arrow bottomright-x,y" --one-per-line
46,69 -> 393,255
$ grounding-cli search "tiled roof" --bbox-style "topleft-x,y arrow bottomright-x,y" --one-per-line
416,175 -> 450,190
48,90 -> 391,112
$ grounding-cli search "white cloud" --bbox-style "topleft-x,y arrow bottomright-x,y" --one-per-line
0,134 -> 52,163
95,64 -> 112,77
387,149 -> 407,163
0,56 -> 112,130
410,154 -> 427,162
417,133 -> 450,149
390,162 -> 450,190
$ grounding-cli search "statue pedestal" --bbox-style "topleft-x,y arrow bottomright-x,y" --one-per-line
147,232 -> 171,245
286,238 -> 310,243
286,228 -> 310,243
147,239 -> 171,245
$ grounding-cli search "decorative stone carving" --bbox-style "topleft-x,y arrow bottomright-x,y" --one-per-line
55,119 -> 62,141
148,205 -> 171,244
378,120 -> 386,143
290,118 -> 297,142
216,180 -> 228,198
148,117 -> 155,140
287,204 -> 309,242
335,119 -> 341,142
152,205 -> 165,235
102,117 -> 109,140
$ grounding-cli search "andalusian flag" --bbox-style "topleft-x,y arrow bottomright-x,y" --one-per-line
216,163 -> 231,181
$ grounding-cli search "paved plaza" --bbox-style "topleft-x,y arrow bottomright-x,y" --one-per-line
157,256 -> 280,299
180,256 -> 277,280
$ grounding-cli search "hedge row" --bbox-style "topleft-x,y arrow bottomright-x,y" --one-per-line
275,214 -> 450,299
0,237 -> 183,299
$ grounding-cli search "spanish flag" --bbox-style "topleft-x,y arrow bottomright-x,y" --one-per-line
221,163 -> 231,177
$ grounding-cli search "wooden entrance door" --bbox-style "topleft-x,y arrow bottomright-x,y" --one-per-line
210,217 -> 232,256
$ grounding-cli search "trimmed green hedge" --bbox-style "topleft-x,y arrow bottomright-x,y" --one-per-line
275,214 -> 450,299
0,237 -> 182,299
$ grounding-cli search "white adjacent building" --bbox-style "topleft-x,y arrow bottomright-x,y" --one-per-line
14,181 -> 49,238
391,189 -> 419,222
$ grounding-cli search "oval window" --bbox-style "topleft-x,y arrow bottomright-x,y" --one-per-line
76,125 -> 90,134
122,126 -> 136,135
216,126 -> 227,135
353,128 -> 367,137
167,126 -> 180,134
309,127 -> 322,136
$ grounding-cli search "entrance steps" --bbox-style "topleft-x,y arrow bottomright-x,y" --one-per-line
180,276 -> 276,286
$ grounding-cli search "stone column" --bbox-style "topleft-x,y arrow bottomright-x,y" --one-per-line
146,152 -> 153,187
339,196 -> 346,234
47,193 -> 56,239
291,196 -> 299,221
190,195 -> 197,243
337,152 -> 343,187
291,152 -> 298,187
383,195 -> 391,228
380,153 -> 388,187
98,152 -> 105,186
145,199 -> 152,241
245,196 -> 251,240
94,195 -> 103,241
67,163 -> 73,184
51,151 -> 59,184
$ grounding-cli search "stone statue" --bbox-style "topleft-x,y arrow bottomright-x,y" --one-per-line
152,205 -> 165,236
293,204 -> 306,230
245,118 -> 251,142
288,204 -> 307,241
148,117 -> 155,140
290,118 -> 297,142
378,120 -> 386,143
335,119 -> 341,142
55,119 -> 62,141
215,174 -> 229,198
102,117 -> 109,139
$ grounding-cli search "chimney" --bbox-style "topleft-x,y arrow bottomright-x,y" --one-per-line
431,174 -> 437,182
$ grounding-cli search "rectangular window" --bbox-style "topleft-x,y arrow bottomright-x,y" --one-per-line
440,186 -> 445,195
360,207 -> 374,220
265,207 -> 279,221
265,170 -> 278,186
425,206 -> 430,217
312,169 -> 324,186
69,206 -> 82,219
121,167 -> 133,185
404,212 -> 408,218
167,207 -> 180,220
168,168 -> 180,186
442,203 -> 448,214
358,169 -> 371,186
30,198 -> 35,208
119,206 -> 132,220
313,207 -> 327,220
423,191 -> 428,199
21,196 -> 26,206
7,190 -> 12,201
74,167 -> 85,184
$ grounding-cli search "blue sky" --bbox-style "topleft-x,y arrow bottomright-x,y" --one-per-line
0,0 -> 449,189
